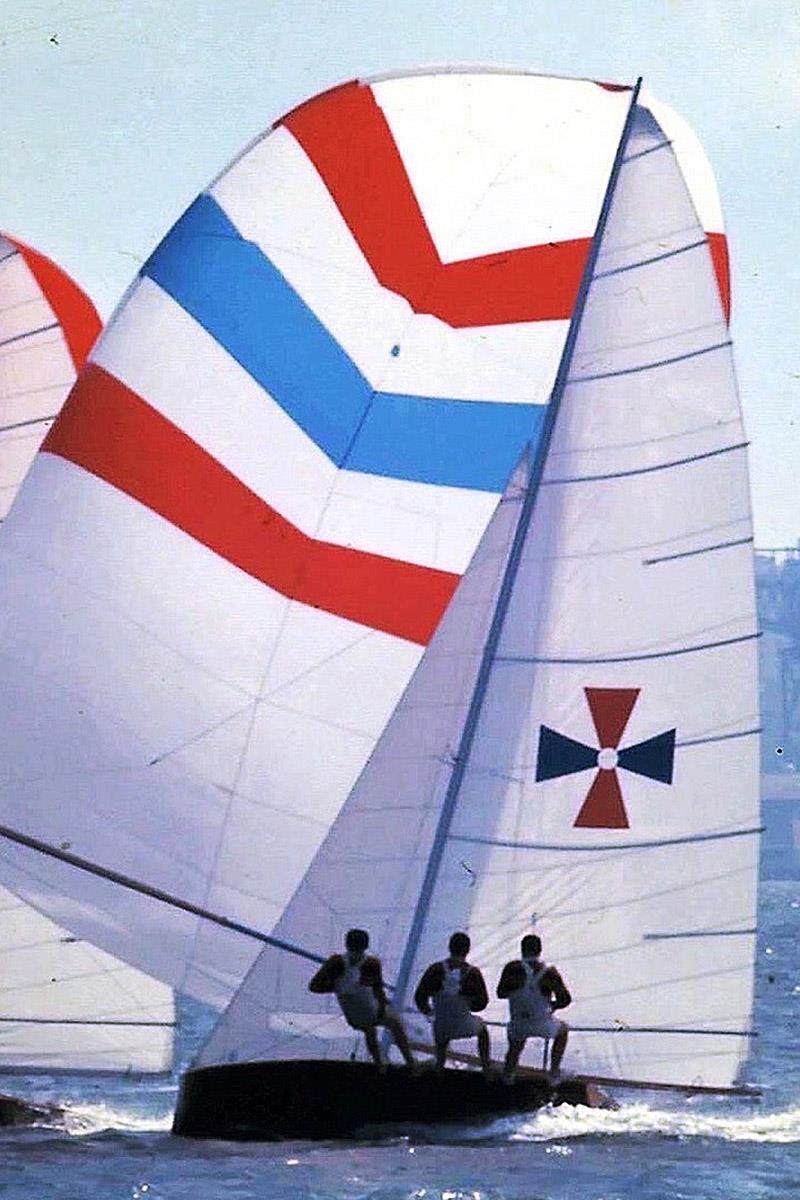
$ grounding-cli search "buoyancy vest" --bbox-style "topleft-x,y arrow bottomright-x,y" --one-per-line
508,961 -> 552,1024
433,961 -> 471,1020
334,956 -> 379,1028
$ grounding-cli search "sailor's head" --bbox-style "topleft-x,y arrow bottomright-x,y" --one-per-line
345,928 -> 369,960
521,934 -> 542,963
448,931 -> 470,961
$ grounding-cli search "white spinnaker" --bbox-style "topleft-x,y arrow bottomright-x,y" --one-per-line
0,885 -> 173,1072
198,103 -> 758,1089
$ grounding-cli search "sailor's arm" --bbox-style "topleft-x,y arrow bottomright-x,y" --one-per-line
361,955 -> 388,1007
308,954 -> 344,993
496,961 -> 525,999
547,967 -> 572,1011
464,966 -> 489,1012
414,963 -> 441,1015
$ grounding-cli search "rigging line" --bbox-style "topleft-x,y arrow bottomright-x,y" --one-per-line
643,536 -> 754,565
593,238 -> 707,279
567,339 -> 732,383
0,413 -> 59,435
495,630 -> 760,664
0,821 -> 326,966
0,1016 -> 176,1027
449,824 -> 764,853
0,322 -> 59,350
472,1017 -> 757,1037
386,81 -> 645,1024
676,726 -> 761,748
542,440 -> 749,485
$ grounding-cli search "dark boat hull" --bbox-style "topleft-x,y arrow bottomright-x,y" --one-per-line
0,1092 -> 61,1126
173,1059 -> 594,1140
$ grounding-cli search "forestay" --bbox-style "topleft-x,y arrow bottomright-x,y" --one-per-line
199,102 -> 759,1090
0,73 -> 732,1015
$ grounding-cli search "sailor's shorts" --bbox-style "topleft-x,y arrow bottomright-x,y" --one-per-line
433,1011 -> 485,1043
508,1013 -> 565,1043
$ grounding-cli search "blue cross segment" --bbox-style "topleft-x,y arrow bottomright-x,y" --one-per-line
536,726 -> 599,781
617,729 -> 676,784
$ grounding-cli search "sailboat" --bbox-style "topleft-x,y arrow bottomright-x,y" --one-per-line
0,71 -> 758,1136
173,79 -> 762,1136
0,235 -> 174,1120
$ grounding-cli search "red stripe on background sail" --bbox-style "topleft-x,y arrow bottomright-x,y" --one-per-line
283,83 -> 732,326
8,237 -> 102,370
42,364 -> 459,645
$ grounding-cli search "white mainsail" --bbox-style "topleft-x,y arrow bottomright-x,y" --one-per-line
198,98 -> 759,1091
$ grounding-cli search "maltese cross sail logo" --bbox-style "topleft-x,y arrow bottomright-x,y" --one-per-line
535,688 -> 676,829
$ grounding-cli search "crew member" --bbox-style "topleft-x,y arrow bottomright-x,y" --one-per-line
497,934 -> 571,1082
414,931 -> 492,1075
308,928 -> 416,1072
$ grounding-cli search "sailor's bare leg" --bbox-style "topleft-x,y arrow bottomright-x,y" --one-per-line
435,1040 -> 448,1071
384,1012 -> 416,1069
550,1023 -> 569,1076
364,1025 -> 384,1070
503,1038 -> 526,1084
477,1024 -> 493,1076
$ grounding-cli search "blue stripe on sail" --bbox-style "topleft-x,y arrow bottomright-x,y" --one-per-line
142,195 -> 544,492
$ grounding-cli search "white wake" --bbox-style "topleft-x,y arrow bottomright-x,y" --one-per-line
510,1101 -> 800,1144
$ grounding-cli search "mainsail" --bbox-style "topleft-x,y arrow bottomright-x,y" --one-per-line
198,96 -> 759,1091
0,73 -> 733,1016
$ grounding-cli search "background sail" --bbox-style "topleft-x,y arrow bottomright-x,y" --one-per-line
199,102 -> 758,1090
0,236 -> 174,1073
0,74 -> 729,1012
0,233 -> 101,519
0,884 -> 174,1073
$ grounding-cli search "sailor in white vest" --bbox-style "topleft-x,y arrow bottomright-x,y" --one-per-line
414,931 -> 492,1075
497,934 -> 571,1082
308,928 -> 417,1072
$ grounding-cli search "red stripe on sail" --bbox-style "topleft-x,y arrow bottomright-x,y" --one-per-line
707,232 -> 731,321
283,82 -> 589,326
43,364 -> 459,645
283,83 -> 732,326
8,237 -> 102,370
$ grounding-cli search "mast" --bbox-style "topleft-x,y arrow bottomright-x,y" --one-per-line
389,79 -> 644,1017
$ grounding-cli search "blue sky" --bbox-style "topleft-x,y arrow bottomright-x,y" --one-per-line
1,0 -> 797,544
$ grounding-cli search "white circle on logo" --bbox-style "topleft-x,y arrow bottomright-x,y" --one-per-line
597,747 -> 619,770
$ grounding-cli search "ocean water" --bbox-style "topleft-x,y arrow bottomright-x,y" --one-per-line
0,881 -> 797,1200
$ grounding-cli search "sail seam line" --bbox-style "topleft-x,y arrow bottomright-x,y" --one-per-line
644,536 -> 754,564
543,440 -> 748,484
643,928 -> 756,940
622,138 -> 672,162
593,238 -> 707,278
676,726 -> 761,748
0,413 -> 59,435
495,630 -> 760,664
0,322 -> 59,350
0,1017 -> 177,1027
448,825 -> 764,852
568,339 -> 732,382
